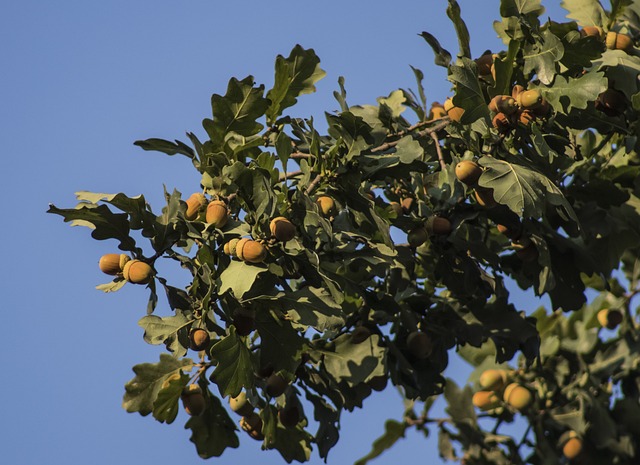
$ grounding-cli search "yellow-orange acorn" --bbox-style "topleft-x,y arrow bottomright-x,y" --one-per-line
224,238 -> 240,256
597,308 -> 623,329
560,431 -> 584,460
185,193 -> 207,221
189,328 -> 210,351
518,109 -> 536,126
606,31 -> 633,52
99,253 -> 130,275
428,102 -> 447,120
580,26 -> 604,39
479,369 -> 508,391
270,216 -> 296,242
517,89 -> 543,109
181,384 -> 205,416
455,160 -> 483,186
122,259 -> 153,284
472,390 -> 501,411
444,98 -> 465,122
511,85 -> 525,100
401,197 -> 414,214
316,196 -> 336,216
503,383 -> 532,411
205,200 -> 229,228
475,188 -> 497,208
235,238 -> 267,263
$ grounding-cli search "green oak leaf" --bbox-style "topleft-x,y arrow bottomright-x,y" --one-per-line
523,29 -> 564,85
151,371 -> 189,424
255,309 -> 307,375
560,0 -> 607,26
419,32 -> 452,68
133,137 -> 198,169
95,278 -> 127,293
185,394 -> 240,458
539,70 -> 607,112
271,422 -> 314,463
209,326 -> 254,398
449,57 -> 491,125
151,188 -> 184,253
305,391 -> 340,460
278,286 -> 344,332
593,49 -> 640,98
447,0 -> 471,58
266,45 -> 326,124
323,333 -> 386,387
444,378 -> 477,425
122,354 -> 194,416
354,420 -> 407,465
218,260 -> 269,300
138,311 -> 194,357
500,0 -> 545,17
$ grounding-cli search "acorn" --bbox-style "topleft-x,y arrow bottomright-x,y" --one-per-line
474,188 -> 497,208
580,26 -> 604,39
229,391 -> 254,417
511,85 -> 525,100
189,328 -> 210,351
472,390 -> 501,411
401,197 -> 414,214
444,98 -> 465,122
351,326 -> 372,344
407,227 -> 428,248
503,383 -> 532,411
492,112 -> 513,133
428,102 -> 447,120
270,216 -> 296,242
181,384 -> 206,416
406,330 -> 432,359
606,31 -> 633,52
278,404 -> 301,428
99,253 -> 130,275
185,193 -> 207,221
205,200 -> 229,228
122,259 -> 153,284
517,89 -> 543,109
316,196 -> 336,216
265,373 -> 288,397
560,431 -> 584,460
595,89 -> 627,117
479,369 -> 508,391
512,239 -> 538,262
425,216 -> 452,236
455,160 -> 483,186
240,413 -> 264,440
518,109 -> 536,126
388,201 -> 404,218
224,238 -> 240,256
236,238 -> 267,263
532,99 -> 550,117
368,375 -> 388,392
475,52 -> 494,76
232,307 -> 256,336
489,95 -> 518,115
597,308 -> 623,329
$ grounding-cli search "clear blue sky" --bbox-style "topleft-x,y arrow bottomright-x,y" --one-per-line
2,1 -> 567,464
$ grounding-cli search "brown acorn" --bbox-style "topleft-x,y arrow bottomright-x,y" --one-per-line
351,326 -> 372,344
122,259 -> 153,284
513,239 -> 538,262
368,375 -> 388,392
532,99 -> 550,117
224,238 -> 240,256
232,307 -> 256,336
492,112 -> 513,133
595,89 -> 627,117
518,109 -> 536,126
236,238 -> 267,263
560,431 -> 584,460
425,216 -> 452,236
181,384 -> 206,416
388,201 -> 404,218
444,98 -> 465,122
479,369 -> 508,391
455,160 -> 483,186
489,95 -> 518,115
472,390 -> 501,411
99,253 -> 130,275
205,200 -> 229,228
240,413 -> 264,440
270,216 -> 296,242
406,330 -> 432,359
185,193 -> 207,221
511,85 -> 525,100
278,404 -> 301,428
265,373 -> 288,397
316,196 -> 336,216
580,26 -> 604,39
428,102 -> 447,120
407,227 -> 428,248
474,188 -> 497,208
189,328 -> 210,351
597,308 -> 623,329
229,391 -> 254,417
517,89 -> 543,109
475,52 -> 494,76
503,383 -> 532,411
606,31 -> 633,52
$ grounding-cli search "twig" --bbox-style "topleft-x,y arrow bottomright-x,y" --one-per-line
431,131 -> 447,171
291,152 -> 314,159
306,174 -> 323,195
279,170 -> 303,182
371,119 -> 450,153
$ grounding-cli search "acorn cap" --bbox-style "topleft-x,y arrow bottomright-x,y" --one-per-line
205,200 -> 229,228
479,369 -> 508,391
99,253 -> 130,275
270,216 -> 296,242
236,239 -> 267,263
224,238 -> 240,256
122,259 -> 153,284
489,95 -> 518,115
240,413 -> 264,440
185,193 -> 207,221
597,308 -> 623,329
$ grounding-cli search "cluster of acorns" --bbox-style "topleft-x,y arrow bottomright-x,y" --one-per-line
98,253 -> 153,284
471,368 -> 533,413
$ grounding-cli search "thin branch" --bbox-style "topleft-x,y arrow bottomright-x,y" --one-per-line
291,152 -> 314,159
306,174 -> 323,195
430,131 -> 447,171
279,170 -> 303,182
371,118 -> 450,153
